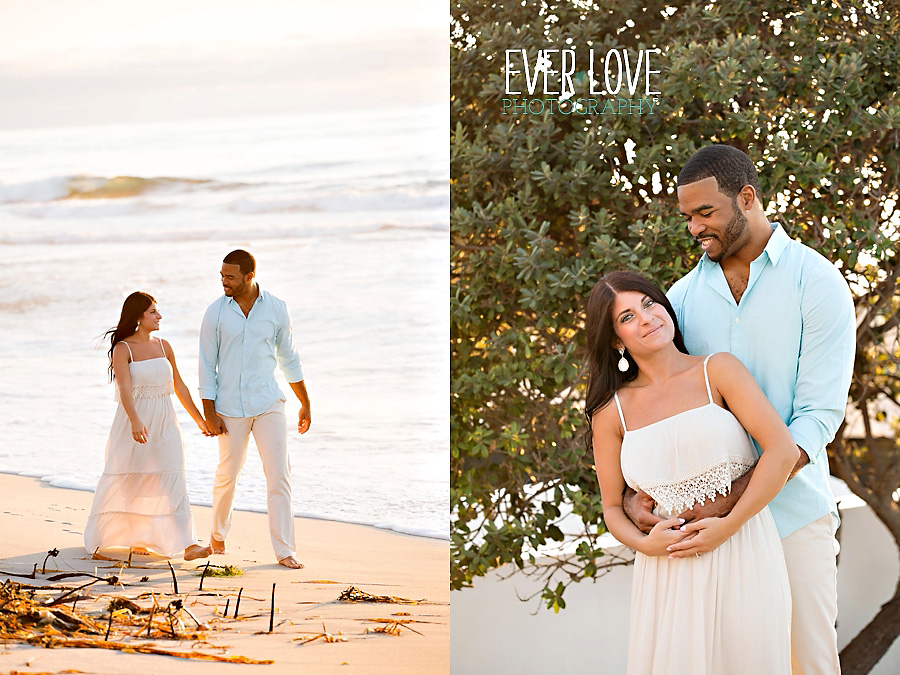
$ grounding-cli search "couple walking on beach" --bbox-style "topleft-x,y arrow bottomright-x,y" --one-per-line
586,145 -> 855,674
84,249 -> 310,570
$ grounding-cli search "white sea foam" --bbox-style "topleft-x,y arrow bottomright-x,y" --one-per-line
0,176 -> 71,203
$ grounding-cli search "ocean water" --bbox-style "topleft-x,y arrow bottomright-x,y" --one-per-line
0,104 -> 449,541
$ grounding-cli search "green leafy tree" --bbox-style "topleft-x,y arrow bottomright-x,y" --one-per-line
451,0 -> 900,670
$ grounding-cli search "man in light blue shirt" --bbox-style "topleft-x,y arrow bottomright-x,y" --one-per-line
629,146 -> 854,674
200,249 -> 311,569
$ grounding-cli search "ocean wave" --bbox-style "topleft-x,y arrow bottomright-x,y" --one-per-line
16,471 -> 448,541
0,174 -> 247,204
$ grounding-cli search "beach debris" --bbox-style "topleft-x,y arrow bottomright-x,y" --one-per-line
269,583 -> 276,633
9,635 -> 274,664
293,622 -> 346,645
167,561 -> 179,594
337,586 -> 422,605
104,611 -> 113,641
107,597 -> 143,614
41,548 -> 60,574
363,618 -> 425,637
46,572 -> 107,582
199,562 -> 211,591
44,579 -> 106,607
175,599 -> 207,630
195,563 -> 243,578
0,579 -> 268,664
0,567 -> 37,580
146,601 -> 156,636
224,598 -> 230,616
234,587 -> 243,618
301,579 -> 340,584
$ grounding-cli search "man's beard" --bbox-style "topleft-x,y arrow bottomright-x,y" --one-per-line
707,201 -> 748,263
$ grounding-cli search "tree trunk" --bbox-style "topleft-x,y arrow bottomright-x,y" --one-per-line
839,590 -> 900,675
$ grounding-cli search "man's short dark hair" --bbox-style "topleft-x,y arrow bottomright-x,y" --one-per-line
223,249 -> 256,276
678,145 -> 763,202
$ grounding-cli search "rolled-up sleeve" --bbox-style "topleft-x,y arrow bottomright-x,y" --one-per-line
198,300 -> 220,400
789,262 -> 855,464
274,301 -> 304,383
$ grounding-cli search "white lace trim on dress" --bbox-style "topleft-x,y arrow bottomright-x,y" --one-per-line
641,455 -> 756,515
131,383 -> 174,399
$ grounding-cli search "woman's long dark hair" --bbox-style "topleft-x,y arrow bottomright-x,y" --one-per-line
584,271 -> 687,449
103,291 -> 155,381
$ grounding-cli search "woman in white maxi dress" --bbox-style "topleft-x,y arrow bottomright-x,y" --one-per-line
84,292 -> 212,561
585,272 -> 795,675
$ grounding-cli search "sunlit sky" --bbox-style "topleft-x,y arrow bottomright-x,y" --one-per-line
0,0 -> 447,129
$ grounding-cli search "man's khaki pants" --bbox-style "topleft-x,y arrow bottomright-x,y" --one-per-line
210,400 -> 296,561
782,514 -> 841,675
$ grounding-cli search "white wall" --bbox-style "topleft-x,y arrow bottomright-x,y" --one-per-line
451,500 -> 900,674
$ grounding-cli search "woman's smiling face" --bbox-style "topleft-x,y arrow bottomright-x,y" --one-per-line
611,290 -> 673,355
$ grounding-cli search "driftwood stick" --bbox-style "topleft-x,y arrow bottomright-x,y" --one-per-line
44,579 -> 102,607
234,588 -> 243,618
166,561 -> 179,594
104,611 -> 113,641
146,603 -> 156,637
224,598 -> 230,617
199,562 -> 211,591
269,583 -> 275,633
41,548 -> 60,574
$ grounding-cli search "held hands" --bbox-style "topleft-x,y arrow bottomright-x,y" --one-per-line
205,412 -> 228,437
195,418 -> 213,437
665,517 -> 738,559
641,518 -> 692,557
130,419 -> 149,444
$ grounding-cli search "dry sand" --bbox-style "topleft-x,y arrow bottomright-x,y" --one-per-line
0,474 -> 448,674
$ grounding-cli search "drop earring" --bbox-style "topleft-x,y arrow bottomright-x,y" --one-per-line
617,347 -> 629,372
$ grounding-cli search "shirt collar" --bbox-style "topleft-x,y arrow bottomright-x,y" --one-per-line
699,222 -> 789,270
763,222 -> 789,266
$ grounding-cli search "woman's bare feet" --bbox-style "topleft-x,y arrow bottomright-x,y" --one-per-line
210,537 -> 226,554
131,547 -> 152,556
278,555 -> 304,569
91,550 -> 115,561
184,544 -> 212,561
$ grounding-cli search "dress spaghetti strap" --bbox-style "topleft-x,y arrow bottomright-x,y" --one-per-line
702,355 -> 714,404
613,392 -> 628,432
159,338 -> 167,358
121,341 -> 133,361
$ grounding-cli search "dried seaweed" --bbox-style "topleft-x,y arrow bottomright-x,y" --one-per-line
336,586 -> 421,605
362,617 -> 426,636
194,564 -> 243,578
2,634 -> 273,663
293,622 -> 346,645
0,580 -> 267,664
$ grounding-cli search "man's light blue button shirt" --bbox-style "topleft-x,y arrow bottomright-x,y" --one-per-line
199,288 -> 304,418
667,223 -> 855,538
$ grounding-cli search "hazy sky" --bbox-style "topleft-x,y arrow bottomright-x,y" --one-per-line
0,0 -> 447,129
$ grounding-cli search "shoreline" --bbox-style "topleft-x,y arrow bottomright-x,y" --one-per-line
0,474 -> 449,674
2,470 -> 449,543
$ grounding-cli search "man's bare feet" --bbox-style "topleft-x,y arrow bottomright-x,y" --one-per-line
184,544 -> 213,561
210,537 -> 226,554
278,555 -> 304,569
